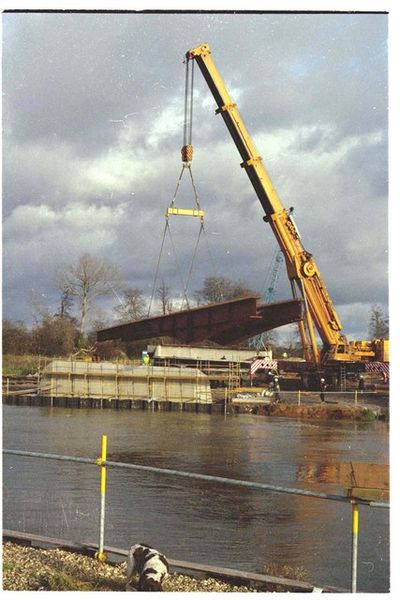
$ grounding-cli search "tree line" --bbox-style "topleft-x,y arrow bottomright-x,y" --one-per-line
3,253 -> 256,358
3,253 -> 389,359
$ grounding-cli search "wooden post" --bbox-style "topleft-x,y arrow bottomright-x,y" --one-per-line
101,363 -> 104,401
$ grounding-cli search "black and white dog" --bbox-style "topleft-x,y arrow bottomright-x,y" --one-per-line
126,543 -> 169,592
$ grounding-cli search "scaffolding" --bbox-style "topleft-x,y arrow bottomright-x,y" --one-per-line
39,360 -> 213,404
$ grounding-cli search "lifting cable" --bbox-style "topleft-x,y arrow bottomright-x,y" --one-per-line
182,57 -> 194,159
147,56 -> 221,316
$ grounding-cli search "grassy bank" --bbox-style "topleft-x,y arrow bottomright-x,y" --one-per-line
2,354 -> 54,377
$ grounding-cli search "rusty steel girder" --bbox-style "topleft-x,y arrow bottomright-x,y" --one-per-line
97,296 -> 303,346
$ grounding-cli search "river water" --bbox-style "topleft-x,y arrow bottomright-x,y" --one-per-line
2,404 -> 389,592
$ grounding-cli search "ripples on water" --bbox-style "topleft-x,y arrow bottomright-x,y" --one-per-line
2,405 -> 389,592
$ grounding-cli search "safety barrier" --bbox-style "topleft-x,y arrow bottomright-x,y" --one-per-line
232,388 -> 388,407
3,437 -> 389,593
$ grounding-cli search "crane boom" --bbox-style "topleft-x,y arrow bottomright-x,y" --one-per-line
187,42 -> 382,363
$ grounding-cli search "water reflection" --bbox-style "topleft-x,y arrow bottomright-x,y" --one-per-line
2,405 -> 389,592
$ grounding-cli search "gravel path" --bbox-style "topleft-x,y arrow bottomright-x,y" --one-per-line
2,542 -> 257,592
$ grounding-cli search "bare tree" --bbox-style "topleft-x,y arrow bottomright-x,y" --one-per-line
156,279 -> 173,315
284,323 -> 303,357
30,290 -> 51,324
58,253 -> 122,342
2,319 -> 33,355
114,287 -> 146,322
32,315 -> 79,356
368,305 -> 389,339
194,276 -> 255,305
56,283 -> 74,319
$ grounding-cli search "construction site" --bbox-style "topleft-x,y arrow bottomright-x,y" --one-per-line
92,42 -> 389,406
2,16 -> 391,596
11,42 -> 388,409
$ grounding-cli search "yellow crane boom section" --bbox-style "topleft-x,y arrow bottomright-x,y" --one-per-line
186,43 -> 389,363
187,43 -> 347,361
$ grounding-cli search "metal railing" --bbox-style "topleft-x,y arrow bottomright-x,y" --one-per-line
232,388 -> 388,407
3,436 -> 389,593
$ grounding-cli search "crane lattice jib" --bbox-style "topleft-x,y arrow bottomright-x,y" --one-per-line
187,43 -> 346,360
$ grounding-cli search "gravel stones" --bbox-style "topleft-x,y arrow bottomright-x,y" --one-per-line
3,542 -> 257,592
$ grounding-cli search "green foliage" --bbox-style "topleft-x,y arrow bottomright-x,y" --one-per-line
2,354 -> 42,376
360,408 -> 376,422
77,332 -> 86,350
39,571 -> 93,591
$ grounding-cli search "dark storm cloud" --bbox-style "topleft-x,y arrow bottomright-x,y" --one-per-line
4,13 -> 184,153
5,13 -> 386,151
2,11 -> 388,339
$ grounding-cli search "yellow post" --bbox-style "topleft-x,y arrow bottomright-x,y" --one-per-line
297,389 -> 301,406
354,389 -> 358,407
351,501 -> 359,592
95,435 -> 108,561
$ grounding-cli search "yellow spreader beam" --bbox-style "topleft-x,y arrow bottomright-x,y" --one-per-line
167,207 -> 205,218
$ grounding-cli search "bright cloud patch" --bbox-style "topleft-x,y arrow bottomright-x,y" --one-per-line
4,201 -> 127,240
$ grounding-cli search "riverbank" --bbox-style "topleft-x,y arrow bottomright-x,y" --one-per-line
2,541 -> 278,592
240,401 -> 388,421
3,393 -> 388,421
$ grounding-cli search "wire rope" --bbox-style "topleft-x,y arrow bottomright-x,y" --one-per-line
166,221 -> 191,310
180,221 -> 204,310
147,221 -> 169,317
198,222 -> 225,302
148,58 -> 223,315
183,59 -> 195,148
183,59 -> 189,148
188,59 -> 194,145
169,165 -> 185,209
187,165 -> 202,210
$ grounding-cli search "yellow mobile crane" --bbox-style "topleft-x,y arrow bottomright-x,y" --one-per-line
186,43 -> 388,364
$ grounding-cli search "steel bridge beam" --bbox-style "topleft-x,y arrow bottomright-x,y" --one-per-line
97,296 -> 303,346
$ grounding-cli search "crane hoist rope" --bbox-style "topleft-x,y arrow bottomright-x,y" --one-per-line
147,56 -> 220,316
182,56 -> 194,163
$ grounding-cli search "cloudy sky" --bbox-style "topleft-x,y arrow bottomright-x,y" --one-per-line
2,10 -> 388,341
